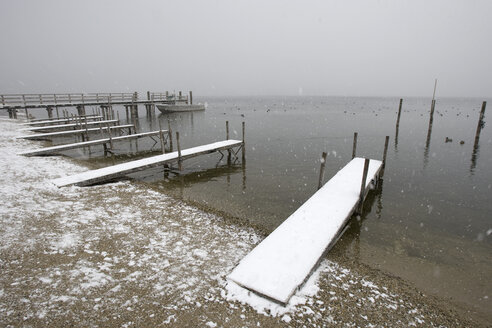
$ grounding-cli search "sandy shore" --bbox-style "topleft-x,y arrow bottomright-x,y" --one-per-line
0,117 -> 483,327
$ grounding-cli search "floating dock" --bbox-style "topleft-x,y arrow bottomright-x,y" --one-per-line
22,119 -> 118,132
228,157 -> 382,305
17,124 -> 134,140
19,131 -> 163,156
53,139 -> 243,187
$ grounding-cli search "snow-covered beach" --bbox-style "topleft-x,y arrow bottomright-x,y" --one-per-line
0,117 -> 480,327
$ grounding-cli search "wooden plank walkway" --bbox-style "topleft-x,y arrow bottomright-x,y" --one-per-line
53,140 -> 243,187
19,131 -> 163,156
228,157 -> 382,305
17,124 -> 134,140
22,115 -> 103,126
22,119 -> 118,132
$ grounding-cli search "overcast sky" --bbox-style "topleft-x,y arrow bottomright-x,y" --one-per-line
0,0 -> 491,97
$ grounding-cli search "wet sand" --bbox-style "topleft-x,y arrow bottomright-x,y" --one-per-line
0,118 -> 485,327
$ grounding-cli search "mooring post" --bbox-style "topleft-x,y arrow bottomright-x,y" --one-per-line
226,121 -> 231,163
396,98 -> 403,128
176,131 -> 182,171
107,125 -> 114,150
242,121 -> 246,162
318,151 -> 328,190
382,136 -> 389,168
116,111 -> 120,125
46,106 -> 53,119
226,121 -> 229,140
167,120 -> 173,152
357,158 -> 370,214
189,91 -> 193,105
474,101 -> 487,144
352,132 -> 358,159
84,117 -> 89,141
159,121 -> 166,154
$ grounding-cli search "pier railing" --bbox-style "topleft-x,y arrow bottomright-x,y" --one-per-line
148,92 -> 189,103
0,92 -> 138,106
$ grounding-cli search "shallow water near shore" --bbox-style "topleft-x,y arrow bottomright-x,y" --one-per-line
15,95 -> 492,323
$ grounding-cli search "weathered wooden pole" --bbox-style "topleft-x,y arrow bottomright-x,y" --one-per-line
159,121 -> 166,154
318,151 -> 328,190
167,119 -> 173,152
382,136 -> 389,168
396,98 -> 403,128
357,158 -> 370,214
226,121 -> 231,164
226,121 -> 230,140
189,91 -> 193,105
107,125 -> 114,150
474,101 -> 487,144
352,132 -> 358,159
176,131 -> 182,171
242,121 -> 246,161
46,106 -> 53,119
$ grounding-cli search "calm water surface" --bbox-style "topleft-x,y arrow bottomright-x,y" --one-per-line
42,96 -> 492,319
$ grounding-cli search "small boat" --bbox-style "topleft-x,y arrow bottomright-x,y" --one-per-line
156,103 -> 205,113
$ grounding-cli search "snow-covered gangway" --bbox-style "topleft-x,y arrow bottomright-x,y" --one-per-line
53,139 -> 243,187
228,157 -> 382,305
22,119 -> 118,132
17,124 -> 134,140
22,115 -> 103,126
19,131 -> 164,156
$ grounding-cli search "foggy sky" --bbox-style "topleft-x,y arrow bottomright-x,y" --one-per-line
1,0 -> 491,97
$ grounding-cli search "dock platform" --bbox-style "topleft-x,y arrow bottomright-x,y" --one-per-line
53,139 -> 243,187
19,131 -> 163,156
17,124 -> 134,140
228,157 -> 382,305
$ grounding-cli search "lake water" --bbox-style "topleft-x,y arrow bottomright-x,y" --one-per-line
34,96 -> 492,320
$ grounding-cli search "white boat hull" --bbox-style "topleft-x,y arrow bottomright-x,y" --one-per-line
156,104 -> 205,113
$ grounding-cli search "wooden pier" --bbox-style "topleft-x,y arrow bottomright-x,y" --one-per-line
53,139 -> 243,187
17,124 -> 134,140
228,157 -> 382,305
19,131 -> 163,157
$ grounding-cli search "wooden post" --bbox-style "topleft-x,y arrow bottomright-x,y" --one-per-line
117,111 -> 120,124
178,91 -> 182,100
318,151 -> 327,190
226,121 -> 231,163
176,131 -> 182,170
396,98 -> 403,128
168,120 -> 173,152
474,101 -> 487,143
84,117 -> 89,141
107,125 -> 114,150
159,121 -> 166,154
226,121 -> 229,140
352,132 -> 358,159
357,158 -> 370,214
189,91 -> 193,105
242,121 -> 246,161
382,136 -> 389,168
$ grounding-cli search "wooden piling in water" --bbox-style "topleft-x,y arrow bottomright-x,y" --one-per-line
159,121 -> 165,154
383,136 -> 389,168
474,101 -> 487,144
357,158 -> 370,214
226,121 -> 231,164
242,121 -> 246,162
352,132 -> 358,159
396,98 -> 403,128
189,91 -> 193,105
176,131 -> 182,171
318,151 -> 327,190
167,120 -> 173,152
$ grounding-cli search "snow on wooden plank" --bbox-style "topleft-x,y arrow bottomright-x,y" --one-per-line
53,140 -> 243,187
16,124 -> 134,140
22,116 -> 103,126
19,131 -> 162,156
26,114 -> 101,123
228,157 -> 382,305
22,119 -> 118,132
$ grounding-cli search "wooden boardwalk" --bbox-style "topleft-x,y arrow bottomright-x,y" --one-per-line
17,124 -> 134,140
22,119 -> 118,132
53,140 -> 243,187
228,157 -> 382,305
19,131 -> 163,156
